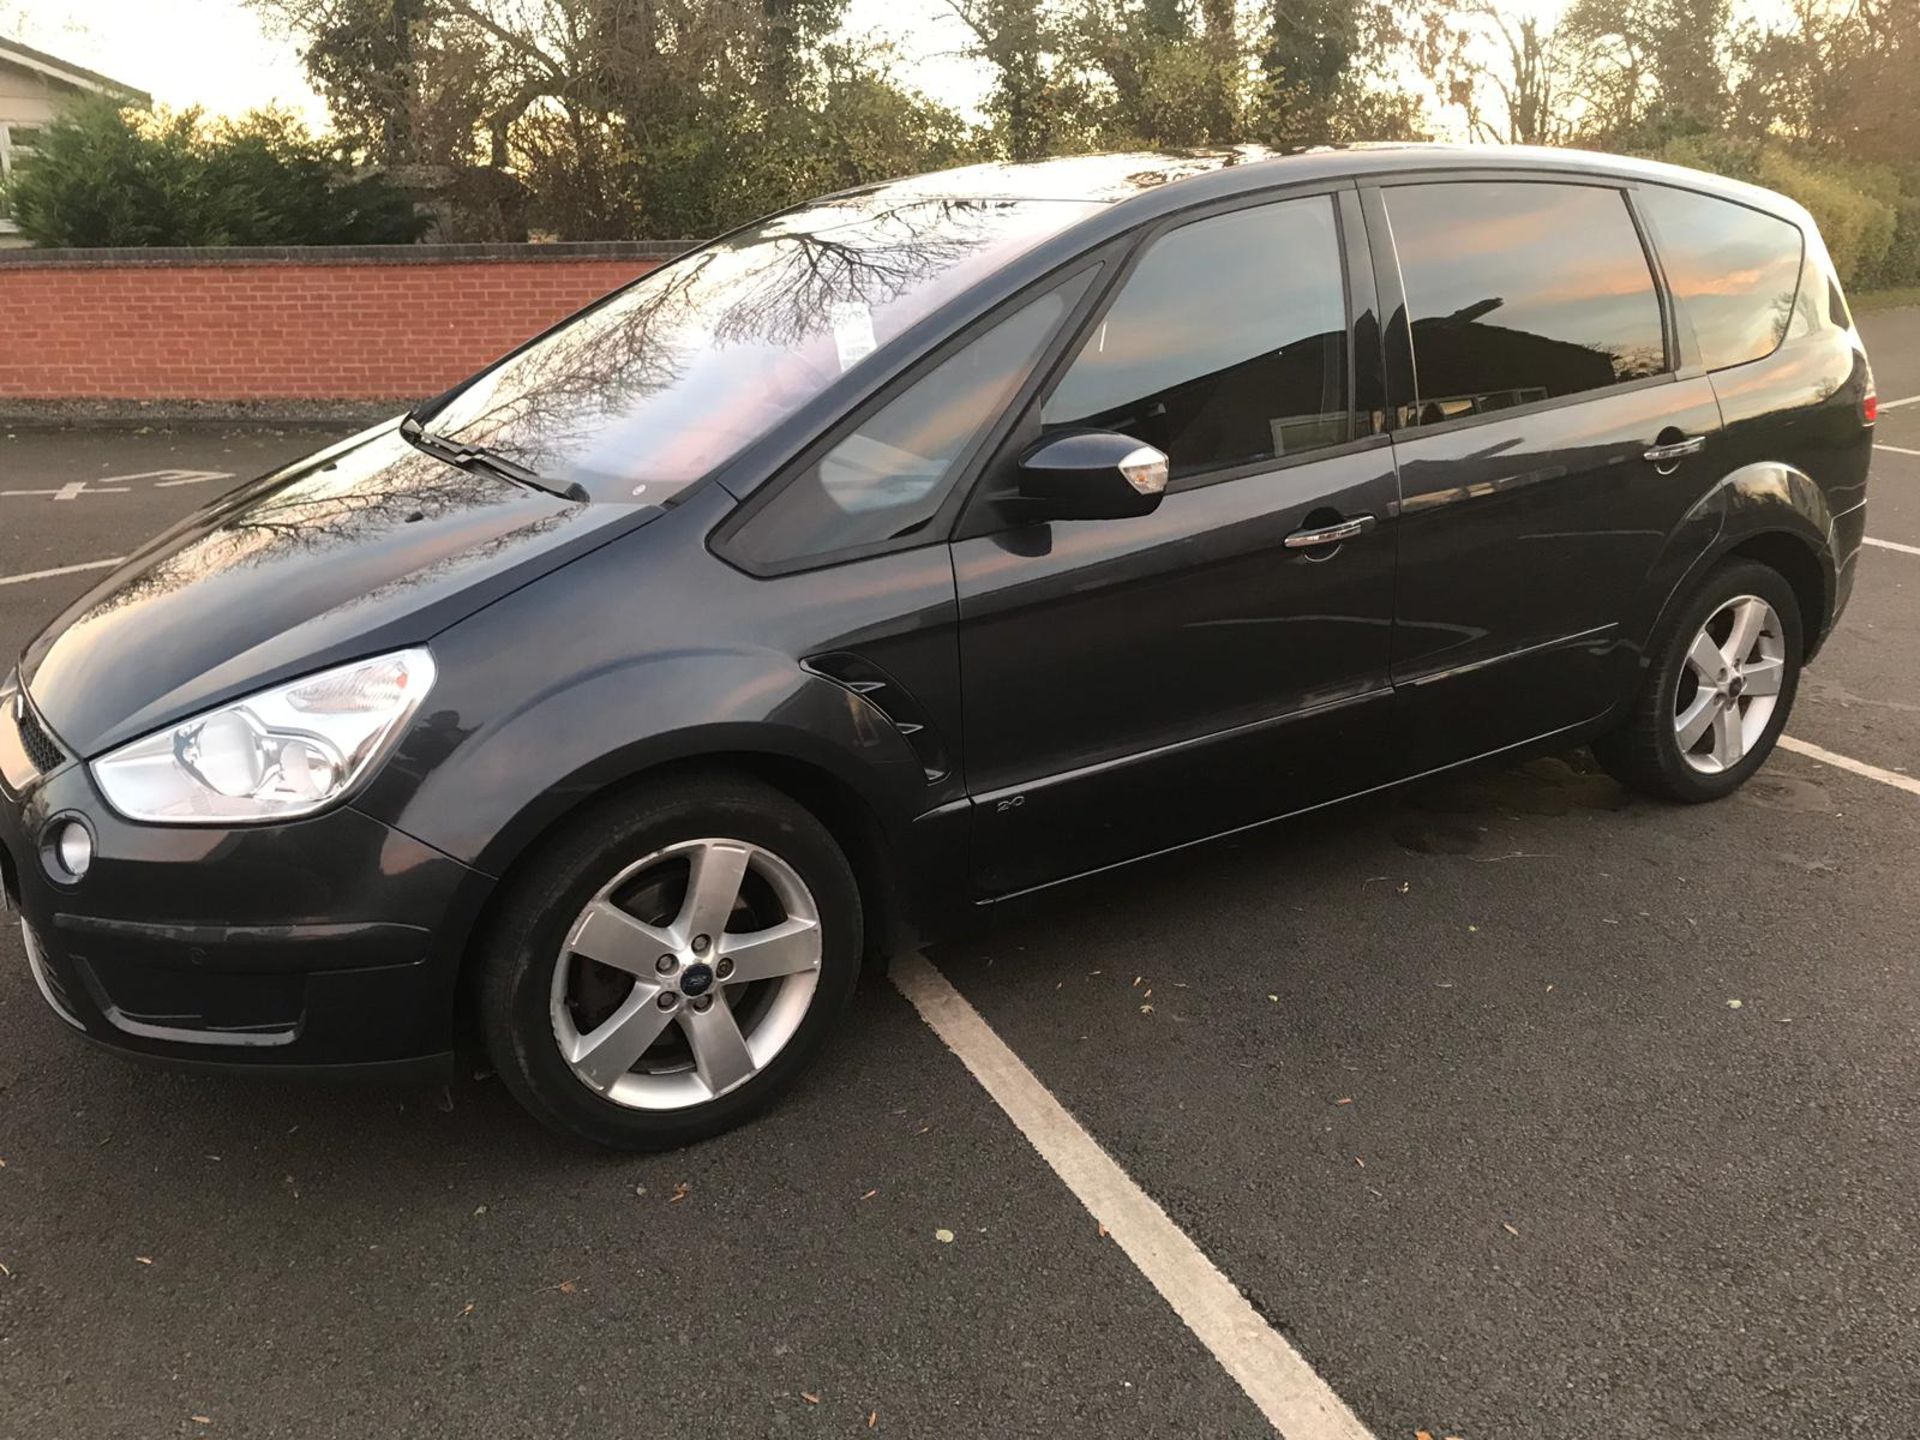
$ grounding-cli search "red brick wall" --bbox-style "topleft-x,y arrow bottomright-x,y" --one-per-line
0,245 -> 681,402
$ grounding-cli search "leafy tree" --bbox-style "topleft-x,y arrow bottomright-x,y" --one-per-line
2,97 -> 428,247
1258,0 -> 1428,147
253,0 -> 986,237
1558,0 -> 1731,144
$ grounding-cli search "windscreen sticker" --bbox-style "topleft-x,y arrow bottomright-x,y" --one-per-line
830,302 -> 879,372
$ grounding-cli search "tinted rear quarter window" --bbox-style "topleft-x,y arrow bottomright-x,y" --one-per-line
1635,185 -> 1805,372
1385,181 -> 1667,426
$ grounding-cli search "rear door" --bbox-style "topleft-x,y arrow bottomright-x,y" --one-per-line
1366,177 -> 1724,774
953,189 -> 1402,897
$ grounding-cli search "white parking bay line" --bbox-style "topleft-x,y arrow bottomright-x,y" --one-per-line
1865,536 -> 1920,557
1879,394 -> 1920,411
0,556 -> 123,587
1876,443 -> 1920,457
1778,736 -> 1920,798
892,951 -> 1375,1440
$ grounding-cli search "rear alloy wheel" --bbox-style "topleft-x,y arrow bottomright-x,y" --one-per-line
1593,557 -> 1803,803
481,776 -> 862,1150
1670,595 -> 1787,777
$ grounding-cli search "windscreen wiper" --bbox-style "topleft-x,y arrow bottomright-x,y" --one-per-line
399,414 -> 589,503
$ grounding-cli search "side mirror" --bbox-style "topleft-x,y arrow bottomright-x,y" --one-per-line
1017,431 -> 1169,520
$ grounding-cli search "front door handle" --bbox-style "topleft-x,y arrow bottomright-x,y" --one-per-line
1284,514 -> 1377,550
1644,435 -> 1707,465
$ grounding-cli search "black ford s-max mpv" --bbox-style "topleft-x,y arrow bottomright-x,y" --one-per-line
2,146 -> 1874,1149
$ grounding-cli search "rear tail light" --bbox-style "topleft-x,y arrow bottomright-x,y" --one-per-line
1864,391 -> 1879,425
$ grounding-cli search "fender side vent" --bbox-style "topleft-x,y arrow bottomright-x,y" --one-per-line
803,653 -> 950,783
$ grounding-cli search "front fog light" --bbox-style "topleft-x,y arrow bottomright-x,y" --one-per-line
48,819 -> 92,881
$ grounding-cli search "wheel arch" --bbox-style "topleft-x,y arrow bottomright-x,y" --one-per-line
1640,461 -> 1837,664
1722,530 -> 1830,657
450,745 -> 916,1021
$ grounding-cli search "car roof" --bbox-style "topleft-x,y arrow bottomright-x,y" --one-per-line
862,143 -> 1807,229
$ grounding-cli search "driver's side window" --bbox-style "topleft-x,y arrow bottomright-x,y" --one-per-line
726,272 -> 1092,569
1041,196 -> 1351,482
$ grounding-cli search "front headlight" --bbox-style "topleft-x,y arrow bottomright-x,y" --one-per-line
91,649 -> 436,824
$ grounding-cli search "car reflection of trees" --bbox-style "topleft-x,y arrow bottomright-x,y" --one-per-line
75,445 -> 570,621
1048,327 -> 1353,473
1399,301 -> 1664,426
428,197 -> 1039,483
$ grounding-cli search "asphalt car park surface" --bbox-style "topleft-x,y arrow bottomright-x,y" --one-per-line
2,305 -> 1919,1439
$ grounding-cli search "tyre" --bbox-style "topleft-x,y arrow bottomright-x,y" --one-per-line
1593,558 -> 1803,803
479,774 -> 863,1150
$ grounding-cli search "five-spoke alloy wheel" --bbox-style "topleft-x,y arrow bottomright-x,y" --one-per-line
480,775 -> 862,1150
1594,558 -> 1803,803
1671,595 -> 1787,776
551,838 -> 823,1109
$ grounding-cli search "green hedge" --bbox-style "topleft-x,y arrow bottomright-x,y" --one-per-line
1652,136 -> 1912,287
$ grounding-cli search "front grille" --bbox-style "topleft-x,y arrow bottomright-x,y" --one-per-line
15,699 -> 63,774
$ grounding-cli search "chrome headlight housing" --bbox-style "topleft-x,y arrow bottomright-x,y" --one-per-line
91,649 -> 436,824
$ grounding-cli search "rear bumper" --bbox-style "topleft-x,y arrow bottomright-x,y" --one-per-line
1,735 -> 482,1076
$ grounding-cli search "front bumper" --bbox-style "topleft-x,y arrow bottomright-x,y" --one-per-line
1,709 -> 480,1077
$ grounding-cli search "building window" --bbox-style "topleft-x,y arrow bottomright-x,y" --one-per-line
0,123 -> 41,229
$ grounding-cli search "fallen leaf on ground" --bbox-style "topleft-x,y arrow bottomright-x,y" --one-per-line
1727,999 -> 1743,1009
1335,1097 -> 1353,1106
558,1279 -> 578,1294
460,1301 -> 475,1317
868,1412 -> 878,1429
190,1417 -> 212,1426
1139,1004 -> 1154,1014
1502,1223 -> 1519,1237
670,1182 -> 691,1202
135,1256 -> 153,1265
934,1228 -> 955,1244
801,1392 -> 821,1405
859,1189 -> 878,1201
1355,1157 -> 1365,1168
1097,1223 -> 1108,1239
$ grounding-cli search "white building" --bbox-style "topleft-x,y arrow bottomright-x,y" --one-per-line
0,38 -> 151,246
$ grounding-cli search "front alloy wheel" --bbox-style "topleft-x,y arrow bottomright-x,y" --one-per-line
551,838 -> 823,1109
481,775 -> 863,1150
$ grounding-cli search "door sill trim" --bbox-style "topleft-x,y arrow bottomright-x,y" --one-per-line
973,713 -> 1599,907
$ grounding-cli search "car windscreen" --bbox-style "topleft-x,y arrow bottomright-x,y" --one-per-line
417,195 -> 1106,503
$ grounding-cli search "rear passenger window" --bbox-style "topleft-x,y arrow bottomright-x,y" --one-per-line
1636,186 -> 1804,371
1041,197 -> 1351,480
1386,182 -> 1667,426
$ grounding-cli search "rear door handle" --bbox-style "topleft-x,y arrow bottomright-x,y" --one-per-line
1644,435 -> 1707,464
1284,514 -> 1376,550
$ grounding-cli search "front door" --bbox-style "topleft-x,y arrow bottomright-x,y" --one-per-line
953,191 -> 1401,897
